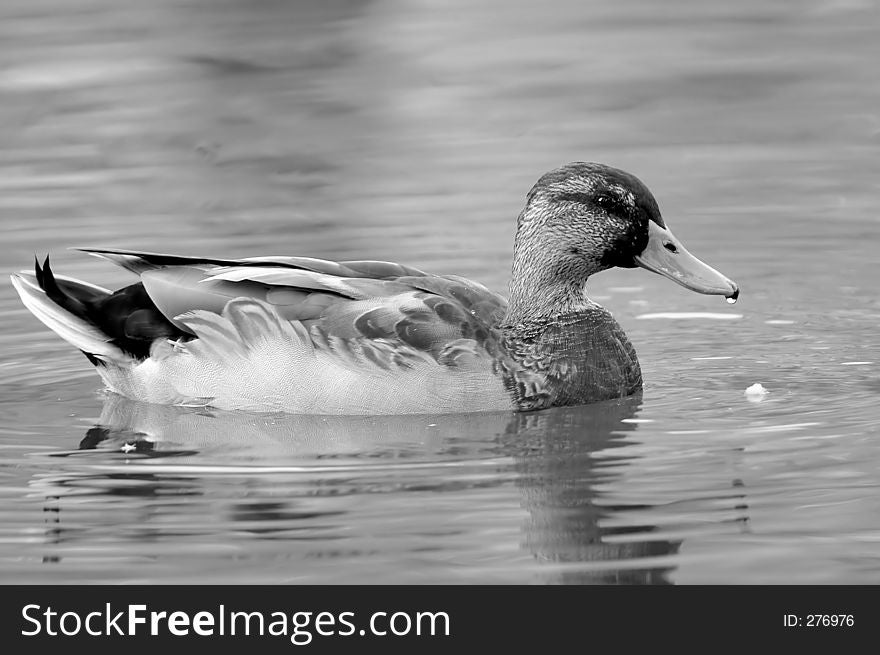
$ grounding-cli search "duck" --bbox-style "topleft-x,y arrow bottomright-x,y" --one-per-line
11,162 -> 738,415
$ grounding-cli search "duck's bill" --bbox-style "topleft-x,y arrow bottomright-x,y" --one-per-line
635,221 -> 739,301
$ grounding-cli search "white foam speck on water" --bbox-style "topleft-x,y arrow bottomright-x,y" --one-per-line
691,356 -> 733,360
765,320 -> 796,325
840,361 -> 872,365
621,418 -> 654,424
744,383 -> 768,402
636,312 -> 742,320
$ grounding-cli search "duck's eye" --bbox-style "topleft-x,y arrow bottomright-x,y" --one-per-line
555,191 -> 626,215
594,194 -> 627,215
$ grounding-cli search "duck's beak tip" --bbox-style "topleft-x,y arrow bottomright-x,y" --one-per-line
635,222 -> 739,300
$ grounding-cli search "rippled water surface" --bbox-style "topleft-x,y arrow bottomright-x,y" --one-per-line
1,0 -> 879,584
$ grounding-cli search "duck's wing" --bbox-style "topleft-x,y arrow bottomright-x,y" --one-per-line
76,246 -> 428,277
82,247 -> 508,367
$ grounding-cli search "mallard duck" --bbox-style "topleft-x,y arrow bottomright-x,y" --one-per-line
11,162 -> 738,415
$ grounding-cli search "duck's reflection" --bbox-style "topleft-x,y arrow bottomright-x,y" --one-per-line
501,395 -> 680,583
34,392 -> 690,583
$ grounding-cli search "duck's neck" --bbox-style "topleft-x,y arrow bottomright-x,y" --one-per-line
501,213 -> 600,329
503,269 -> 590,328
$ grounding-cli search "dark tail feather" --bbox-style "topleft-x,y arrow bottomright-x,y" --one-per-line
35,255 -> 92,322
11,261 -> 127,365
34,254 -> 190,360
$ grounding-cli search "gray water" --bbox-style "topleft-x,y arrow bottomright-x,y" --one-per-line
1,0 -> 879,584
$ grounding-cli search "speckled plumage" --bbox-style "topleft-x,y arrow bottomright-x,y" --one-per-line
499,308 -> 642,411
11,162 -> 738,415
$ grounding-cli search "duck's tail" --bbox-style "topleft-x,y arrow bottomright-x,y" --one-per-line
10,257 -> 130,366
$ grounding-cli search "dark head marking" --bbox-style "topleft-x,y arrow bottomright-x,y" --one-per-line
519,162 -> 666,270
528,162 -> 664,228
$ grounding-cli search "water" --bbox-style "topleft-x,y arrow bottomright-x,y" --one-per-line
1,0 -> 879,584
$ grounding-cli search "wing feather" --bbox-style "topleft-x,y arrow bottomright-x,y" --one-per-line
81,247 -> 511,375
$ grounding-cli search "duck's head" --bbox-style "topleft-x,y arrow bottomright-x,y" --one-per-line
509,162 -> 738,315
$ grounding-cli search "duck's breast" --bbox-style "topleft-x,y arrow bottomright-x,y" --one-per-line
500,308 -> 642,410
